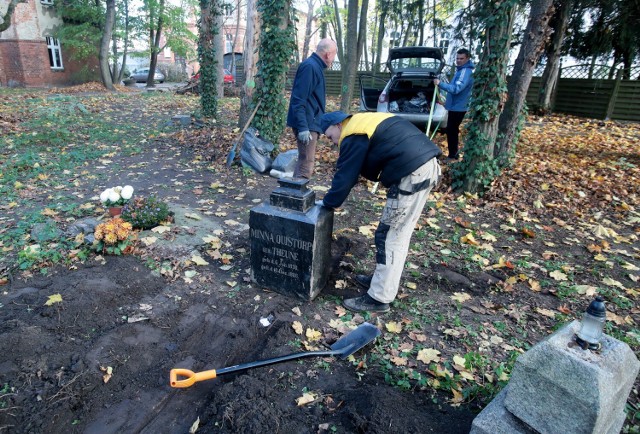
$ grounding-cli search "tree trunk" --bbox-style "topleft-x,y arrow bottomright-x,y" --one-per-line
100,0 -> 116,91
301,0 -> 316,61
456,0 -> 517,193
495,0 -> 554,165
147,0 -> 165,89
117,0 -> 130,83
214,11 -> 224,97
239,0 -> 260,127
331,0 -> 344,66
537,0 -> 572,114
0,0 -> 27,34
374,1 -> 388,73
340,0 -> 359,111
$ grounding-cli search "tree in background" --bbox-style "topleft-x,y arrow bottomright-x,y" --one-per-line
537,0 -> 574,113
198,0 -> 223,117
0,0 -> 27,34
99,0 -> 117,91
251,0 -> 296,143
451,0 -> 518,193
238,0 -> 260,127
495,0 -> 554,166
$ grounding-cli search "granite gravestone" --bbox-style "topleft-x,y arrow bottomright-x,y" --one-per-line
250,178 -> 333,300
471,320 -> 640,434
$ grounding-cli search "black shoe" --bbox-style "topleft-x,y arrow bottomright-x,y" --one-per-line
354,274 -> 372,289
343,294 -> 390,313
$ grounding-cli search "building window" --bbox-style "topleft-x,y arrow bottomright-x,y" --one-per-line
46,36 -> 63,69
439,39 -> 449,55
164,46 -> 172,58
41,0 -> 54,5
225,33 -> 233,53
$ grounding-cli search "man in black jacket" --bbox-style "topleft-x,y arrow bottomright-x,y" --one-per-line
317,111 -> 442,313
286,38 -> 337,179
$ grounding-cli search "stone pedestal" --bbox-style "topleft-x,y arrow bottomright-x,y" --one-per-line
472,321 -> 639,434
250,178 -> 333,300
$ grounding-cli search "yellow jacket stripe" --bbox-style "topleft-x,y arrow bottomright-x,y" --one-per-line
338,113 -> 395,146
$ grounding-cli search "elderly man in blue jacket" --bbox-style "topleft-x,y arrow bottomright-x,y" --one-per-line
286,38 -> 337,179
316,111 -> 442,313
434,48 -> 474,161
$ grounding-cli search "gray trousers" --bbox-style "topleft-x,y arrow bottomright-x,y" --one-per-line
368,158 -> 441,304
292,129 -> 319,179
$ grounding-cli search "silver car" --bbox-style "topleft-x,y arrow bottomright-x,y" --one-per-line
360,46 -> 448,131
130,68 -> 165,83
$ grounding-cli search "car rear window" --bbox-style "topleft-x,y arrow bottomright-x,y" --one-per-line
390,57 -> 441,72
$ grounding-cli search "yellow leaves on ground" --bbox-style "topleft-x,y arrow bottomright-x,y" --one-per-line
535,307 -> 556,318
100,366 -> 113,383
549,270 -> 568,281
385,321 -> 403,333
296,391 -> 317,406
358,222 -> 378,238
450,292 -> 471,303
151,225 -> 171,234
45,293 -> 63,306
417,348 -> 440,364
191,254 -> 209,266
305,328 -> 322,341
292,321 -> 303,335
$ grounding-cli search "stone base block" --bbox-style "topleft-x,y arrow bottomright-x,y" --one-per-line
504,321 -> 639,434
470,387 -> 537,434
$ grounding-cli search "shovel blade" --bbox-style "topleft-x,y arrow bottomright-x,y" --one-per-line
330,322 -> 381,359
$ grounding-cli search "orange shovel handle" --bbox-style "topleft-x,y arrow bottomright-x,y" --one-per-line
170,368 -> 218,388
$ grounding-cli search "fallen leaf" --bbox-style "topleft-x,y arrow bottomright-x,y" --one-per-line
334,305 -> 347,317
225,281 -> 237,287
45,293 -> 63,306
292,321 -> 303,335
549,270 -> 568,281
292,306 -> 302,316
296,392 -> 317,406
334,280 -> 347,289
191,255 -> 209,266
385,321 -> 403,333
536,307 -> 556,318
450,292 -> 471,303
140,236 -> 158,246
185,213 -> 201,220
151,225 -> 171,233
573,285 -> 597,297
603,277 -> 624,288
306,328 -> 322,341
391,356 -> 408,366
417,348 -> 440,364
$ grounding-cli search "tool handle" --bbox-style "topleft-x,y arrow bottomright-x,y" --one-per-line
170,368 -> 218,388
216,350 -> 338,376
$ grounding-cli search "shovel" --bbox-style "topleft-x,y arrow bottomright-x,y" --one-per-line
170,322 -> 381,388
226,100 -> 262,168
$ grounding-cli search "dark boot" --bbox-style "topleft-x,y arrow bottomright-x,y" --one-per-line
354,274 -> 373,289
343,294 -> 390,313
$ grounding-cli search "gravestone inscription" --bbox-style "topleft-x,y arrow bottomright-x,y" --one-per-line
250,178 -> 333,300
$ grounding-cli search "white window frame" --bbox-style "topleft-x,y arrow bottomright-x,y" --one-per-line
41,0 -> 54,5
46,36 -> 64,69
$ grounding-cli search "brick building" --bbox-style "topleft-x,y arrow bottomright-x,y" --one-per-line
0,0 -> 98,87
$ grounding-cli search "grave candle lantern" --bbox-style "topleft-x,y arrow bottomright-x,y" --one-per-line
575,295 -> 606,350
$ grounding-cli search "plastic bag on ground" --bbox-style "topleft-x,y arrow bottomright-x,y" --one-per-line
272,149 -> 298,172
240,127 -> 274,173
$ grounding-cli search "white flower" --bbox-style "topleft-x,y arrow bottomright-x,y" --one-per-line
121,185 -> 134,200
107,189 -> 121,204
114,186 -> 123,194
100,189 -> 111,203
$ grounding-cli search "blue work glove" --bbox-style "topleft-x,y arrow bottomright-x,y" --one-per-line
315,200 -> 325,207
297,130 -> 311,144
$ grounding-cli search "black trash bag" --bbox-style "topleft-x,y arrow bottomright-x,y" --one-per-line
240,127 -> 275,173
272,149 -> 298,172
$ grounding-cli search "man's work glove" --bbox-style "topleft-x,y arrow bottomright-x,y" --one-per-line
297,130 -> 311,144
315,200 -> 325,207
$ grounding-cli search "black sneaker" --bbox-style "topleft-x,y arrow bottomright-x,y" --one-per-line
354,274 -> 373,289
343,294 -> 390,313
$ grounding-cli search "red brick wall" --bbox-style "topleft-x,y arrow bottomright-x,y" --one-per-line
0,39 -> 99,87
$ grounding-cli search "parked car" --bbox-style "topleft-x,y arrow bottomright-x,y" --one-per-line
360,46 -> 448,130
130,68 -> 165,83
224,69 -> 234,84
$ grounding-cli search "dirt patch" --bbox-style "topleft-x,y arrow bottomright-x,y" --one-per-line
1,91 -> 638,433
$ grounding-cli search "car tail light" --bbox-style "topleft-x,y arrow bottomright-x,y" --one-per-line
378,92 -> 388,104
